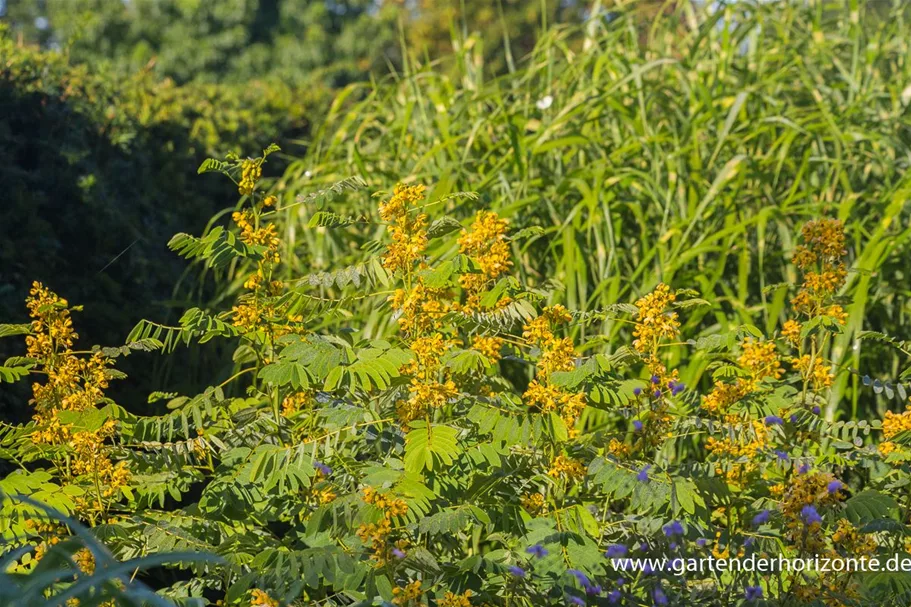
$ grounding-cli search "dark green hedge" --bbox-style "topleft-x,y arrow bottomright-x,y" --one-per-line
0,30 -> 316,416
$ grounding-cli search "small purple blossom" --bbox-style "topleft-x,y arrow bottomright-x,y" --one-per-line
526,544 -> 548,558
608,590 -> 622,604
585,584 -> 602,596
568,596 -> 585,606
508,565 -> 526,578
744,537 -> 755,548
801,505 -> 822,525
391,548 -> 406,559
633,420 -> 643,432
752,510 -> 770,526
314,461 -> 332,475
798,462 -> 810,474
696,538 -> 708,547
774,450 -> 789,461
812,406 -> 821,415
663,521 -> 684,537
671,382 -> 685,396
639,542 -> 649,552
669,542 -> 678,551
642,563 -> 654,575
653,389 -> 662,399
616,577 -> 626,586
605,544 -> 627,558
745,585 -> 763,601
790,413 -> 799,423
827,480 -> 844,494
651,375 -> 660,384
633,387 -> 643,396
653,587 -> 668,606
637,465 -> 651,482
567,569 -> 590,586
764,415 -> 785,426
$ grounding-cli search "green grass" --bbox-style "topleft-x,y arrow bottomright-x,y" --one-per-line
264,0 -> 911,420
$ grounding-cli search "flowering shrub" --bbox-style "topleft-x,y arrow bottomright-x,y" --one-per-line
2,150 -> 911,606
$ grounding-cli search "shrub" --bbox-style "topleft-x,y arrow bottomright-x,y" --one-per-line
3,148 -> 911,606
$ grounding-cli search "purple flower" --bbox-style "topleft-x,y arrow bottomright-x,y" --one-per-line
653,587 -> 668,606
314,461 -> 332,475
827,480 -> 844,494
653,389 -> 662,399
643,563 -> 654,575
526,544 -> 548,558
744,537 -> 755,548
812,406 -> 821,415
605,544 -> 627,558
585,584 -> 602,596
616,577 -> 626,586
508,565 -> 526,578
696,538 -> 708,547
567,569 -> 590,586
745,585 -> 763,600
651,375 -> 660,384
608,590 -> 622,604
801,505 -> 822,525
798,463 -> 810,474
663,521 -> 684,537
639,542 -> 649,552
669,542 -> 678,550
789,413 -> 799,423
774,450 -> 789,461
633,420 -> 643,432
568,596 -> 585,606
637,465 -> 651,483
633,387 -> 643,396
671,382 -> 685,396
391,548 -> 406,559
764,415 -> 784,426
752,510 -> 770,526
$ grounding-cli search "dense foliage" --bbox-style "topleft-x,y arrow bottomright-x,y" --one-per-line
3,2 -> 911,607
0,26 -> 312,415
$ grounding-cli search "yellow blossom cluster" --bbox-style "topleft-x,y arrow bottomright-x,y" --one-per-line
471,335 -> 503,363
380,184 -> 429,275
705,420 -> 768,483
547,454 -> 586,480
457,211 -> 512,311
521,492 -> 545,515
249,589 -> 279,607
357,488 -> 410,566
281,391 -> 311,417
239,158 -> 262,196
391,283 -> 451,338
878,401 -> 911,459
792,354 -> 833,390
438,589 -> 473,607
392,581 -> 423,606
397,335 -> 459,424
632,283 -> 679,356
24,283 -> 130,518
778,471 -> 844,546
702,339 -> 783,417
521,305 -> 587,435
784,218 -> 849,344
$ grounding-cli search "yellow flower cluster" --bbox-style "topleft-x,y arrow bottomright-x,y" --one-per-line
23,284 -> 130,518
702,339 -> 783,417
357,488 -> 410,566
792,354 -> 833,390
471,335 -> 503,363
521,492 -> 545,515
521,305 -> 587,435
392,581 -> 423,606
632,283 -> 679,356
397,335 -> 459,424
878,401 -> 911,459
380,184 -> 429,275
778,471 -> 844,546
705,420 -> 768,483
391,283 -> 451,338
249,589 -> 279,607
548,454 -> 586,480
239,158 -> 262,196
438,590 -> 473,607
786,219 -> 848,335
457,211 -> 512,311
281,391 -> 311,417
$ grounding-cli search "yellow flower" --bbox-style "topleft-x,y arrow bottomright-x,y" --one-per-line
632,284 -> 680,355
471,335 -> 503,363
249,589 -> 278,607
547,454 -> 586,480
439,590 -> 473,607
